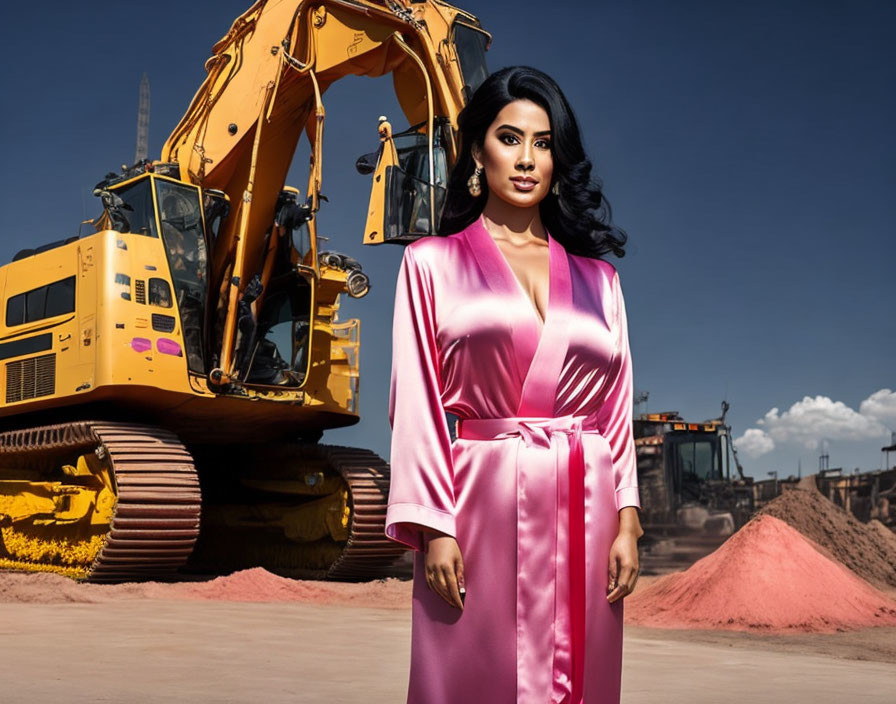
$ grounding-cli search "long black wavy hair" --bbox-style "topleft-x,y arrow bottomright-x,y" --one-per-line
438,66 -> 627,258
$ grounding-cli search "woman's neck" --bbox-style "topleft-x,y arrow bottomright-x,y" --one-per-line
480,197 -> 547,244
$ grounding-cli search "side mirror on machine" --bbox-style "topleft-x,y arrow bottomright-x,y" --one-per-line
355,149 -> 379,175
93,188 -> 134,233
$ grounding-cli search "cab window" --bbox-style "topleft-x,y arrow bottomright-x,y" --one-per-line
113,179 -> 158,237
5,276 -> 76,327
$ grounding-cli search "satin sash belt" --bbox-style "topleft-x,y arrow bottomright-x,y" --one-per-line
456,414 -> 598,704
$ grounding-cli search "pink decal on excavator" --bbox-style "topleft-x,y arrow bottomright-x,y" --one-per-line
156,338 -> 183,357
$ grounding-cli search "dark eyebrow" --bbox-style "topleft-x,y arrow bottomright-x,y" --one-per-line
496,124 -> 552,137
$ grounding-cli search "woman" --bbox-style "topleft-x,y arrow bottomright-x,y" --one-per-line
385,65 -> 643,704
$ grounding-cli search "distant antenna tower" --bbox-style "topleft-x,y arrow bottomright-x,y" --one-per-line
135,73 -> 150,163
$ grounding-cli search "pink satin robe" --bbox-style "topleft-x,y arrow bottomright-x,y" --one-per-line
385,217 -> 641,704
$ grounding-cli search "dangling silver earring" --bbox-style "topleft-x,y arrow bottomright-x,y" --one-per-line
552,181 -> 560,196
467,166 -> 483,197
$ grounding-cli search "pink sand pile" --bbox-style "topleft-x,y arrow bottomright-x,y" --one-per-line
625,514 -> 896,633
0,568 -> 412,608
178,568 -> 411,608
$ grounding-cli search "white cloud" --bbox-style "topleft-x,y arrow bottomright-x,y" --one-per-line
736,389 -> 892,452
734,428 -> 775,457
859,389 -> 896,429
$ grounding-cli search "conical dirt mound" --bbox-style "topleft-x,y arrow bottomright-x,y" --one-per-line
757,487 -> 896,591
626,514 -> 896,633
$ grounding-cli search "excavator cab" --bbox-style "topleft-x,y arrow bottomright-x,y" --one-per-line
360,119 -> 450,244
667,432 -> 728,502
385,123 -> 449,239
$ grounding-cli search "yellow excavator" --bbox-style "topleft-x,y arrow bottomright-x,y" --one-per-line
0,0 -> 489,582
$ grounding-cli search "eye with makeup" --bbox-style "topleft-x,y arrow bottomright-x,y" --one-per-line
497,132 -> 519,146
496,132 -> 552,150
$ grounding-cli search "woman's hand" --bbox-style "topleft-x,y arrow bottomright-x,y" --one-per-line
607,507 -> 643,603
424,533 -> 465,611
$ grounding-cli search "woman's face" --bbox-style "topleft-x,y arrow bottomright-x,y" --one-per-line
472,99 -> 553,209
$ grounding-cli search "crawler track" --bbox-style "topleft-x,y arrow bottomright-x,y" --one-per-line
321,445 -> 406,580
0,421 -> 200,582
86,423 -> 201,583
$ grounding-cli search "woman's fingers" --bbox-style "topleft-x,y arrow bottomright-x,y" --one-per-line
432,566 -> 450,605
428,564 -> 461,609
620,560 -> 638,588
607,557 -> 639,603
455,557 -> 466,606
424,536 -> 465,610
443,563 -> 464,610
606,531 -> 640,603
606,583 -> 627,603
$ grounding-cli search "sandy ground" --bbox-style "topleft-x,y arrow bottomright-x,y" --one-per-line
0,597 -> 893,703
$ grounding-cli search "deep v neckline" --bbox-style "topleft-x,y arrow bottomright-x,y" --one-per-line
464,216 -> 573,415
478,216 -> 551,331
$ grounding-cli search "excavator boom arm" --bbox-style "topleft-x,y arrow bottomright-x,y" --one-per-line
159,0 -> 488,380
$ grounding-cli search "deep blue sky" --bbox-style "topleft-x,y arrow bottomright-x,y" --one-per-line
1,1 -> 893,479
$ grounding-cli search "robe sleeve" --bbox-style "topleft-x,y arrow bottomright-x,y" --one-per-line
384,244 -> 457,552
598,270 -> 642,512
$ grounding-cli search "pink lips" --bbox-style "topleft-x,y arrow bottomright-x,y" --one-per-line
510,177 -> 538,192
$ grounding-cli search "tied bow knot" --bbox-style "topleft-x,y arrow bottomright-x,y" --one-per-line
493,414 -> 588,450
